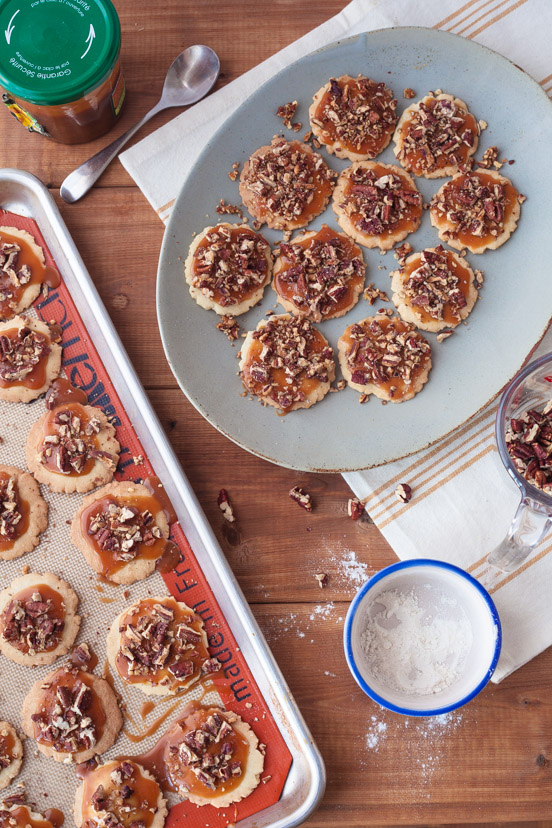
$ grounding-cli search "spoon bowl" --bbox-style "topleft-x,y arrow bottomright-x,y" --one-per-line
60,45 -> 220,203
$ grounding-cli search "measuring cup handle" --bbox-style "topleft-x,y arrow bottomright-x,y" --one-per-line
487,497 -> 552,572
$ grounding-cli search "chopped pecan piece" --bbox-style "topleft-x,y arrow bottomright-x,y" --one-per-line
436,330 -> 454,343
0,475 -> 23,542
0,240 -> 35,314
215,199 -> 244,219
504,400 -> 552,492
314,572 -> 328,588
347,497 -> 364,520
403,87 -> 416,99
394,242 -> 413,263
395,483 -> 412,503
216,315 -> 240,341
289,486 -> 312,512
1,588 -> 65,654
217,489 -> 235,523
476,145 -> 500,169
30,668 -> 97,754
363,283 -> 389,305
276,100 -> 298,129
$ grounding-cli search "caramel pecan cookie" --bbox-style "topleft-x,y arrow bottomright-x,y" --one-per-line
74,759 -> 167,828
0,572 -> 80,667
0,227 -> 46,321
0,801 -> 55,828
429,169 -> 522,253
71,481 -> 170,585
184,223 -> 272,315
0,316 -> 61,403
0,464 -> 48,561
107,596 -> 219,696
239,313 -> 335,412
338,316 -> 432,403
393,93 -> 479,178
309,75 -> 397,161
26,403 -> 119,494
332,161 -> 422,251
161,704 -> 265,807
273,224 -> 365,322
21,663 -> 122,763
390,245 -> 480,332
0,722 -> 23,790
239,137 -> 336,230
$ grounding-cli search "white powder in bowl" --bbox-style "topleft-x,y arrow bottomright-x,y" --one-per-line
360,584 -> 473,695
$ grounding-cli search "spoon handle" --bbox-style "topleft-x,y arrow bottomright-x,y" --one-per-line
60,101 -> 164,203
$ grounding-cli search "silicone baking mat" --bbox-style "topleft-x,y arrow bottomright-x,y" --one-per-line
0,208 -> 292,827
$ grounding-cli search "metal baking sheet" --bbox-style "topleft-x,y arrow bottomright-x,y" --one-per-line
0,168 -> 325,828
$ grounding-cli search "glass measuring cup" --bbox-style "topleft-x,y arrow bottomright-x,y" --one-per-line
488,353 -> 552,572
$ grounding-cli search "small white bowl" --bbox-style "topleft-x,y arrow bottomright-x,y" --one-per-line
344,559 -> 501,716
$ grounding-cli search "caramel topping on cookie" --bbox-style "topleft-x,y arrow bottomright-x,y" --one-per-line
430,169 -> 520,251
396,246 -> 472,325
190,225 -> 270,309
0,228 -> 55,321
114,598 -> 213,691
344,164 -> 421,235
38,403 -> 116,477
274,224 -> 365,321
0,325 -> 50,389
78,760 -> 163,828
0,730 -> 16,772
240,137 -> 336,229
0,805 -> 53,828
82,494 -> 167,578
30,666 -> 105,754
311,76 -> 397,158
342,317 -> 431,400
1,584 -> 65,655
0,474 -> 29,550
164,707 -> 250,798
395,94 -> 478,176
241,315 -> 334,411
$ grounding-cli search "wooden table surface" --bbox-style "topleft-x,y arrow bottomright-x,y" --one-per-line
1,1 -> 552,825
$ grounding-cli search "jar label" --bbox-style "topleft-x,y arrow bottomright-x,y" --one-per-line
2,93 -> 50,136
111,69 -> 125,116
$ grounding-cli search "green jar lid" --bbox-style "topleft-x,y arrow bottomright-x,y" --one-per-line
0,0 -> 121,106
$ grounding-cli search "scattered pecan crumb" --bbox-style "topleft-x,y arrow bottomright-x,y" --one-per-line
403,87 -> 416,99
436,330 -> 454,343
476,145 -> 499,169
132,455 -> 143,465
329,379 -> 347,393
123,589 -> 130,599
395,483 -> 412,503
518,193 -> 527,203
276,100 -> 298,129
215,198 -> 244,219
21,564 -> 30,574
265,309 -> 274,316
314,573 -> 329,588
394,242 -> 413,263
216,315 -> 240,341
376,307 -> 393,316
505,399 -> 552,491
363,283 -> 389,305
252,219 -> 263,230
262,775 -> 272,784
303,130 -> 312,143
313,138 -> 321,148
359,393 -> 370,404
289,486 -> 312,512
217,489 -> 235,523
228,162 -> 240,181
292,122 -> 302,132
347,497 -> 364,520
474,269 -> 484,289
478,119 -> 488,130
282,230 -> 292,242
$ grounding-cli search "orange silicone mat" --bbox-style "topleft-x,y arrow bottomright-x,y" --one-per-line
0,208 -> 292,827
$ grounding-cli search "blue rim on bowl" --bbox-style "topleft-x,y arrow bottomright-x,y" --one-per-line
343,559 -> 502,717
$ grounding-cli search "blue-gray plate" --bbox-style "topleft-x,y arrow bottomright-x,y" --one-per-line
157,27 -> 552,472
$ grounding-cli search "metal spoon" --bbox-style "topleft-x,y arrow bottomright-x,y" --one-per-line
60,44 -> 220,203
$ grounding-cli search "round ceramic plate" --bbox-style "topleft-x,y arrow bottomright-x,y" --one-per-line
157,27 -> 552,472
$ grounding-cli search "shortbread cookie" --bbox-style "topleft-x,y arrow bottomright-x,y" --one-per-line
338,316 -> 432,402
239,314 -> 335,412
0,227 -> 45,320
239,137 -> 336,230
26,403 -> 119,494
162,704 -> 264,807
393,93 -> 479,178
430,169 -> 522,253
390,245 -> 479,332
107,596 -> 218,696
21,663 -> 122,763
71,481 -> 170,585
273,224 -> 365,321
0,316 -> 61,402
0,722 -> 23,789
0,465 -> 48,561
74,759 -> 167,828
185,224 -> 272,315
332,162 -> 422,251
309,75 -> 397,161
0,572 -> 80,667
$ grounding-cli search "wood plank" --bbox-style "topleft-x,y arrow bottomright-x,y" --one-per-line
252,603 -> 552,826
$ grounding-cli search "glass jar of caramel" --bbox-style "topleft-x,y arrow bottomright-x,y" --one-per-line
0,0 -> 126,144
